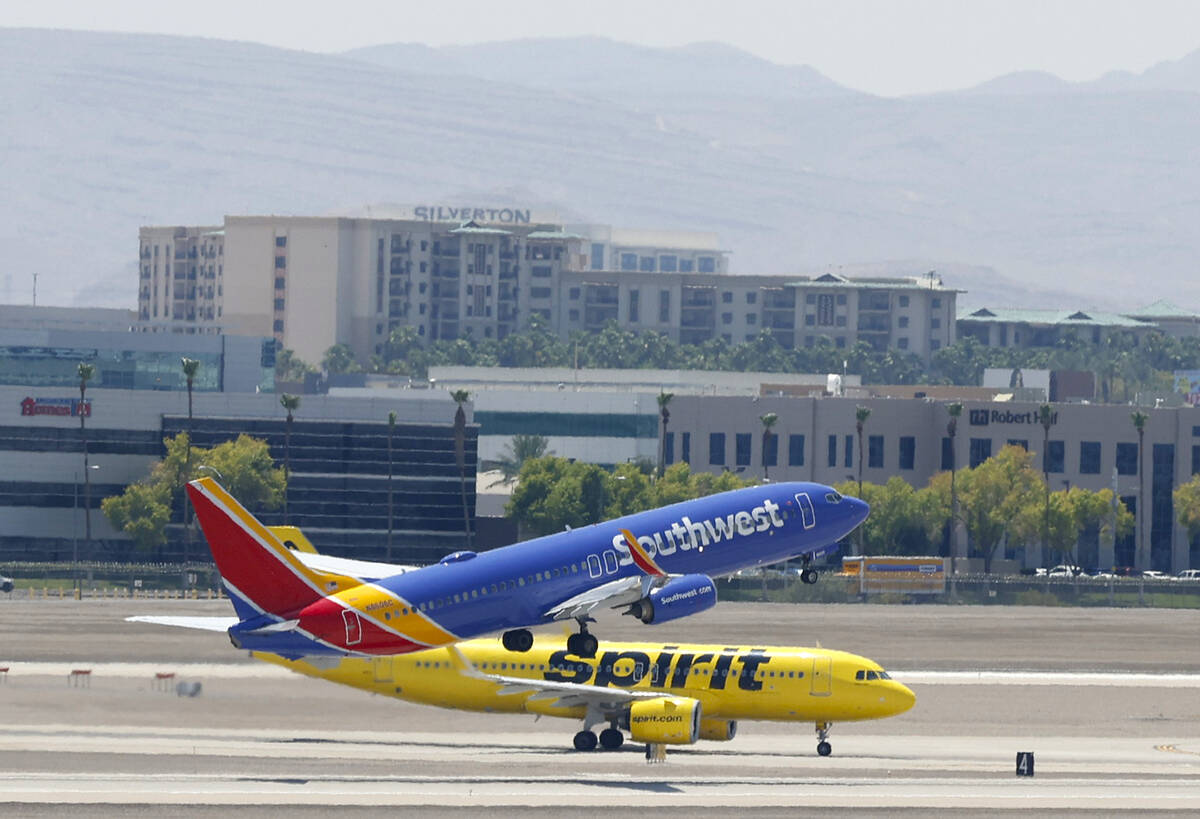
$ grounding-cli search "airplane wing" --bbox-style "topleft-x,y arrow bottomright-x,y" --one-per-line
543,528 -> 666,621
448,646 -> 663,712
126,615 -> 239,632
543,574 -> 658,621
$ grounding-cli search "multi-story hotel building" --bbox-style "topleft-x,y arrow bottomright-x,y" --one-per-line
137,208 -> 955,364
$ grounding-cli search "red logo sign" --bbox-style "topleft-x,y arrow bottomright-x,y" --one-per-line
20,397 -> 91,417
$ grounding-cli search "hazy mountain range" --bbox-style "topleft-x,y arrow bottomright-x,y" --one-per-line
3,28 -> 1200,313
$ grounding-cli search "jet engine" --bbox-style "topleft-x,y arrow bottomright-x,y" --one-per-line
625,573 -> 716,625
627,696 -> 701,745
698,718 -> 738,741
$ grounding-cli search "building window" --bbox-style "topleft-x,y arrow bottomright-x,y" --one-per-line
836,294 -> 846,305
568,309 -> 579,321
569,287 -> 580,300
664,432 -> 674,465
709,432 -> 726,466
629,290 -> 640,322
788,434 -> 805,466
835,337 -> 846,348
1008,439 -> 1028,450
274,256 -> 286,269
932,298 -> 941,308
804,314 -> 815,326
931,339 -> 941,350
591,243 -> 604,270
275,236 -> 286,247
722,312 -> 733,325
969,438 -> 992,468
931,318 -> 941,329
1116,442 -> 1138,475
659,290 -> 670,322
817,294 -> 834,326
747,314 -> 757,325
899,436 -> 915,470
273,298 -> 285,311
620,253 -> 637,271
722,292 -> 733,303
273,319 -> 284,332
1080,441 -> 1102,474
1044,440 -> 1065,473
736,433 -> 752,466
698,256 -> 716,273
274,277 -> 285,290
827,435 -> 837,468
532,266 -> 552,277
868,435 -> 884,469
844,435 -> 853,469
835,315 -> 846,327
681,432 -> 691,463
746,292 -> 757,304
679,259 -> 693,273
899,295 -> 909,307
898,338 -> 909,349
640,256 -> 655,272
531,287 -> 552,299
898,316 -> 909,328
660,255 -> 677,272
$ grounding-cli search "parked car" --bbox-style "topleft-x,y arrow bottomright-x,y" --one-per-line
1047,564 -> 1086,577
1177,569 -> 1200,581
0,574 -> 12,593
1141,570 -> 1170,580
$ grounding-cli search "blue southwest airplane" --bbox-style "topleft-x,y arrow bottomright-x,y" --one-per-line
185,476 -> 868,660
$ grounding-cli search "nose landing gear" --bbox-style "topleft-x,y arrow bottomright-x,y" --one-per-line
815,721 -> 833,756
799,554 -> 819,585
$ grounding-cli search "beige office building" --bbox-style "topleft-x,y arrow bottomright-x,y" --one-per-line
137,208 -> 953,365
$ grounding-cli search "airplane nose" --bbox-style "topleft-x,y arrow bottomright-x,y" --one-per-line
890,682 -> 916,715
847,495 -> 870,526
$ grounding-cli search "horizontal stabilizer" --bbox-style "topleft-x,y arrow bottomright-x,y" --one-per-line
126,615 -> 239,632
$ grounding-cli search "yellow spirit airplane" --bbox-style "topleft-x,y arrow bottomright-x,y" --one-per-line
251,635 -> 916,756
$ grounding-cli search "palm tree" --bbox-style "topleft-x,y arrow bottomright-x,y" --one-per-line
77,363 -> 95,561
1039,403 -> 1055,568
181,357 -> 200,563
657,391 -> 674,478
945,402 -> 963,561
493,434 -> 550,486
279,393 -> 301,524
759,412 -> 778,480
855,405 -> 871,496
1132,410 -> 1148,569
450,389 -> 472,549
387,410 -> 396,561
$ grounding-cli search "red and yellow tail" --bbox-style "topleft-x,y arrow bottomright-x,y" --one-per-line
186,477 -> 359,617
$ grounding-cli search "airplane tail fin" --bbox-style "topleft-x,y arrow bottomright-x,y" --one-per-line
186,477 -> 355,618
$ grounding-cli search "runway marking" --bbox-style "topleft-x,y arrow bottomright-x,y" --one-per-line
5,662 -> 1200,687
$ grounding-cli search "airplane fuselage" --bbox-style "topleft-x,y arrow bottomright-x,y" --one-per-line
255,637 -> 915,727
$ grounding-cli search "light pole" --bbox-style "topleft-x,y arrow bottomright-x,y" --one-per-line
73,464 -> 100,594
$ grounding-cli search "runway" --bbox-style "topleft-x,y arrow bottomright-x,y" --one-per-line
3,599 -> 1200,813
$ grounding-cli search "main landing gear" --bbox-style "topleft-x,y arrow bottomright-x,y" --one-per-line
573,721 -> 625,752
815,721 -> 833,756
566,617 -> 598,658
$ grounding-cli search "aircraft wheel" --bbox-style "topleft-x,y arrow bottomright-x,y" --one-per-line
568,632 -> 599,658
599,728 -> 624,750
573,730 -> 598,751
801,568 -> 818,585
502,629 -> 534,652
817,741 -> 832,757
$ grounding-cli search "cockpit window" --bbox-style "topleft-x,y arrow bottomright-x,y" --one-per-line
856,669 -> 887,681
826,492 -> 842,503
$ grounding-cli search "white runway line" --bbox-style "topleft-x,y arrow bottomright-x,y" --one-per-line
4,662 -> 1200,687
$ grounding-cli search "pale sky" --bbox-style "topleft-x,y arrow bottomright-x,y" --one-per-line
5,0 -> 1200,96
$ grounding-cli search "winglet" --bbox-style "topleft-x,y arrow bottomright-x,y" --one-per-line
448,644 -> 487,680
621,528 -> 667,577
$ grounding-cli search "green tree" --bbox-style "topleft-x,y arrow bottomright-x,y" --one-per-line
77,362 -> 96,562
1038,403 -> 1056,567
276,348 -> 317,382
760,411 -> 778,480
506,457 -> 611,538
493,433 -> 551,486
605,461 -> 656,519
854,405 -> 870,497
181,356 -> 201,562
657,391 -> 674,478
1131,410 -> 1148,568
279,393 -> 301,524
322,343 -> 360,375
835,477 -> 947,556
450,390 -> 473,548
945,401 -> 963,561
102,433 -> 284,558
936,444 -> 1045,573
1174,474 -> 1200,541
